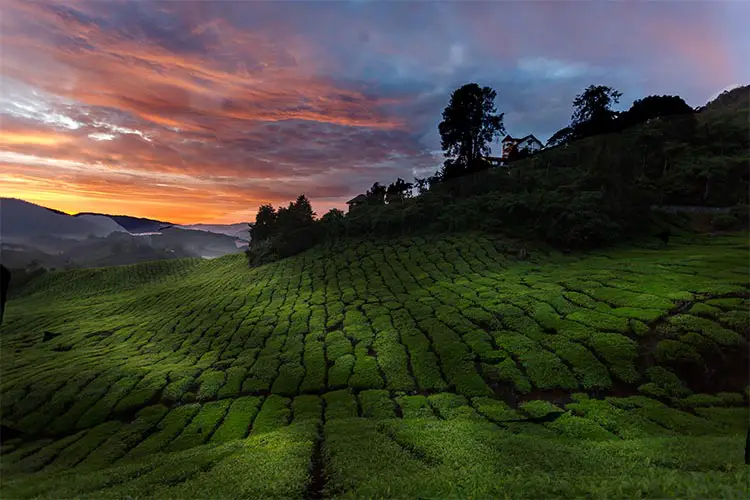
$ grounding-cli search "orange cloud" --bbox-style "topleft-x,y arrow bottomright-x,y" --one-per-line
0,131 -> 74,147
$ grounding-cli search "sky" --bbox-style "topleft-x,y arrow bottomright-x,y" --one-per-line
1,0 -> 748,224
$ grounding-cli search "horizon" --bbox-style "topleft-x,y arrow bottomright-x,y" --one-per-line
1,0 -> 748,224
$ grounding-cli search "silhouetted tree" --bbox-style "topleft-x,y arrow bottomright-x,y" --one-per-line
249,204 -> 277,242
438,83 -> 505,179
571,85 -> 622,138
320,208 -> 344,223
366,182 -> 387,204
277,194 -> 316,232
620,95 -> 694,129
414,177 -> 429,195
320,208 -> 346,239
386,177 -> 414,203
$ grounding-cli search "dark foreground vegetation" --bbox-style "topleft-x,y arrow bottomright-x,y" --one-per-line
246,84 -> 748,263
1,231 -> 748,497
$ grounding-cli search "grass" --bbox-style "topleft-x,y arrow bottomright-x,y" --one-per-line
1,231 -> 748,498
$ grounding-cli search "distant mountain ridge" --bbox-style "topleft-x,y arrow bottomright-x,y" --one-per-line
1,198 -> 126,241
74,212 -> 174,233
1,198 -> 247,273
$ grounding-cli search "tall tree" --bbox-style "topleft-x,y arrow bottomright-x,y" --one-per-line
571,85 -> 622,138
438,83 -> 505,177
277,194 -> 315,232
249,204 -> 277,242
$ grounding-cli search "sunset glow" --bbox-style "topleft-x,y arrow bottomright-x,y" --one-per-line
1,0 -> 748,224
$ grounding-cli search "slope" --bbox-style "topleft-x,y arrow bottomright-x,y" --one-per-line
0,198 -> 126,242
0,232 -> 748,498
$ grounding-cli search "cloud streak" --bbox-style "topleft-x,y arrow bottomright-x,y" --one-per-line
1,0 -> 747,223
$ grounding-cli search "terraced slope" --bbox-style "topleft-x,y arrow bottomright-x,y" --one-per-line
1,232 -> 748,498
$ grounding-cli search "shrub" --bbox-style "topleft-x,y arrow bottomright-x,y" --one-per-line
196,370 -> 226,402
167,400 -> 232,452
359,390 -> 396,418
519,400 -> 563,419
544,412 -> 617,440
428,393 -> 483,420
654,339 -> 703,365
645,366 -> 692,398
324,389 -> 359,420
210,396 -> 263,443
471,397 -> 521,422
395,395 -> 436,420
252,395 -> 291,434
127,404 -> 201,459
291,395 -> 322,422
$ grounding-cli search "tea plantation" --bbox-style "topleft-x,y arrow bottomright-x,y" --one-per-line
1,232 -> 748,498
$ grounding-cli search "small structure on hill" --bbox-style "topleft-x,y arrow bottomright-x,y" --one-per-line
501,134 -> 544,162
346,194 -> 368,212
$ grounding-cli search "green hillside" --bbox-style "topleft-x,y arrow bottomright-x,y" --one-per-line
1,232 -> 748,498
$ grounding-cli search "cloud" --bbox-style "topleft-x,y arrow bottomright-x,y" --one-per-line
0,0 -> 746,223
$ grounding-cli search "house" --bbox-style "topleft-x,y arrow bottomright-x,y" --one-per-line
345,194 -> 367,211
501,134 -> 544,162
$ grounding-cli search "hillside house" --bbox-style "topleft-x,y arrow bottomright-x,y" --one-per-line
346,194 -> 367,212
501,134 -> 544,161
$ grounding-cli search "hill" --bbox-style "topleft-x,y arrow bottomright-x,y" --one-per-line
0,198 -> 126,242
74,213 -> 174,233
1,232 -> 748,498
177,223 -> 251,242
1,200 -> 246,277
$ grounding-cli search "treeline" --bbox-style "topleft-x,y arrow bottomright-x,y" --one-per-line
247,84 -> 749,264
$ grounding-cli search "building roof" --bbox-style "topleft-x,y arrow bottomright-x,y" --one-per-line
346,194 -> 368,204
518,134 -> 542,144
503,134 -> 543,145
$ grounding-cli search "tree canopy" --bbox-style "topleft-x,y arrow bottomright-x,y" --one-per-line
571,85 -> 622,138
438,83 -> 505,178
618,95 -> 694,129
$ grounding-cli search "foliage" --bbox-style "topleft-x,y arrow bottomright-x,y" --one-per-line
438,83 -> 505,179
618,95 -> 694,130
571,84 -> 623,139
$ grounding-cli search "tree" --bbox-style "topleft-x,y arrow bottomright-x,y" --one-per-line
438,83 -> 505,178
366,182 -> 387,204
277,194 -> 315,232
414,177 -> 429,195
618,95 -> 694,130
320,208 -> 344,223
249,204 -> 277,243
571,85 -> 622,138
386,177 -> 414,203
320,208 -> 346,239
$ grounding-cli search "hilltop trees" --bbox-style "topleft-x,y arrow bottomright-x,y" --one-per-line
438,83 -> 505,179
386,178 -> 414,203
571,85 -> 622,139
366,182 -> 387,204
249,205 -> 277,242
247,195 -> 318,262
622,95 -> 693,126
